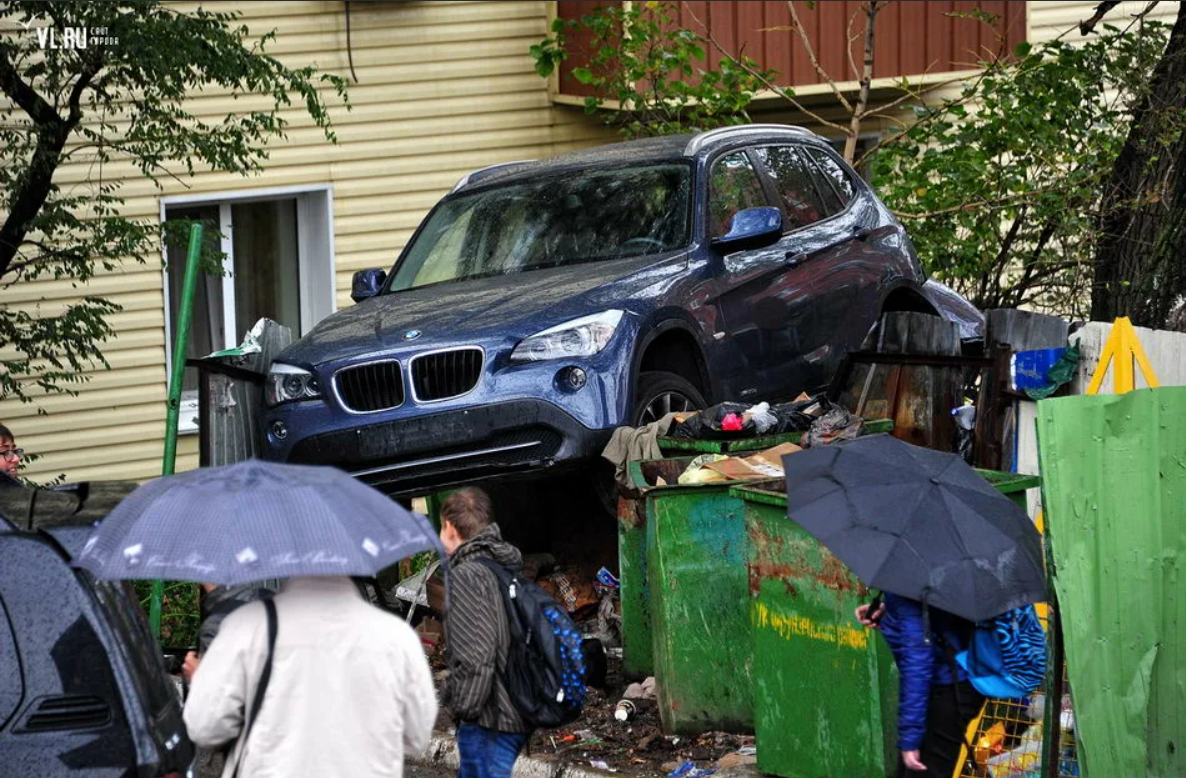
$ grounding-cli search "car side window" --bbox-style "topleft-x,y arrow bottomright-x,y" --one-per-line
754,146 -> 834,231
708,152 -> 768,238
805,147 -> 857,207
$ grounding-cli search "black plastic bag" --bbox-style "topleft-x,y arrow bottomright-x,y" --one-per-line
668,402 -> 756,440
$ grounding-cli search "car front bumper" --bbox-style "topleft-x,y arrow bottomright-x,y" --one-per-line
270,398 -> 613,495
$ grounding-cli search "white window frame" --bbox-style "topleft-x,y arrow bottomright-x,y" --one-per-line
160,184 -> 336,433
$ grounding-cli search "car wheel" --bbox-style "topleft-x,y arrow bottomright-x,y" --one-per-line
632,371 -> 707,426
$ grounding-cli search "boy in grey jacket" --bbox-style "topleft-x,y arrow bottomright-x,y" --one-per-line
440,487 -> 532,778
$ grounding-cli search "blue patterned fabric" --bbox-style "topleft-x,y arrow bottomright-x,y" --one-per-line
957,605 -> 1047,698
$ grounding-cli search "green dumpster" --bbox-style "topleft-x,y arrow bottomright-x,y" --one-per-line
732,479 -> 898,777
617,494 -> 653,679
732,468 -> 1042,778
626,457 -> 775,734
618,418 -> 894,683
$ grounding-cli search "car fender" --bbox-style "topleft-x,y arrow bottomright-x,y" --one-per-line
629,313 -> 716,407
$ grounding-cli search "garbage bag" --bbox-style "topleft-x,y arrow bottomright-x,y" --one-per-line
952,404 -> 976,464
668,403 -> 756,440
668,396 -> 829,440
800,407 -> 861,448
768,396 -> 830,434
1024,342 -> 1081,400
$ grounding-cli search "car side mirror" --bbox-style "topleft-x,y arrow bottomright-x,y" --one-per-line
351,269 -> 387,303
711,206 -> 783,252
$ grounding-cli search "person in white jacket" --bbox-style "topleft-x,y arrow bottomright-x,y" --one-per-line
184,576 -> 438,778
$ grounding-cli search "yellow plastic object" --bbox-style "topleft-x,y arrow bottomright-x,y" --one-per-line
1084,316 -> 1160,395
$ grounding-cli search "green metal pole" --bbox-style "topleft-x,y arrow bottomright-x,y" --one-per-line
152,222 -> 204,637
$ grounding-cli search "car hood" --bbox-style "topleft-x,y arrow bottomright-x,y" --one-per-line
280,257 -> 669,366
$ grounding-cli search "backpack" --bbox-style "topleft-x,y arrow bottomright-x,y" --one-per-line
956,604 -> 1047,699
475,558 -> 587,728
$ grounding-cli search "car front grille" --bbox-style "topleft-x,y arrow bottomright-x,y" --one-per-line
334,360 -> 404,413
411,348 -> 484,402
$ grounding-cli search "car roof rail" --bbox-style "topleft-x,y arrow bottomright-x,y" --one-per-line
684,124 -> 816,156
451,160 -> 536,193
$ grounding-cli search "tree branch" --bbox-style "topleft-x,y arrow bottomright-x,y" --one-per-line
788,0 -> 853,112
893,188 -> 1054,219
854,44 -> 1005,170
845,1 -> 883,162
1079,1 -> 1124,36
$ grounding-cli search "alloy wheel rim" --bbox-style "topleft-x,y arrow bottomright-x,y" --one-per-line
638,390 -> 695,425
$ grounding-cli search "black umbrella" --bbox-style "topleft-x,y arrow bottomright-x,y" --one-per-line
781,434 -> 1045,622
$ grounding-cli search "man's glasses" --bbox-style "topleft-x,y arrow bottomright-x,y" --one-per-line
0,448 -> 25,461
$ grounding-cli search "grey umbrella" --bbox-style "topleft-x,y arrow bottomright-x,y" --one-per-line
74,460 -> 444,585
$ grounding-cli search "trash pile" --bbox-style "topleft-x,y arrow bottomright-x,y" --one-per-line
667,395 -> 828,441
523,664 -> 758,775
671,443 -> 801,485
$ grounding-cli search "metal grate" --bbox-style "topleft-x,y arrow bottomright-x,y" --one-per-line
959,607 -> 1079,778
334,360 -> 404,413
20,695 -> 112,732
410,348 -> 483,402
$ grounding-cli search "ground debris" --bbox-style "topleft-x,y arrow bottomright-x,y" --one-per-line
519,659 -> 752,775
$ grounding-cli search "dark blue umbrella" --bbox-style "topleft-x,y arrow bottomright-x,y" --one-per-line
782,434 -> 1045,622
74,460 -> 444,585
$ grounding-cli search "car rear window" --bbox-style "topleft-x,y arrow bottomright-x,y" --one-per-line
389,163 -> 692,290
754,145 -> 836,231
804,147 -> 857,207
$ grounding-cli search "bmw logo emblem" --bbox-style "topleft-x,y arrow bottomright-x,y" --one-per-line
403,330 -> 422,341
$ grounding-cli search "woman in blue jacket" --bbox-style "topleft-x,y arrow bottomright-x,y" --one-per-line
858,593 -> 984,777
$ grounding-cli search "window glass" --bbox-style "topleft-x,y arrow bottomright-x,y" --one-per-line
707,152 -> 768,238
390,164 -> 692,291
807,148 -> 857,206
232,199 -> 301,339
755,146 -> 831,231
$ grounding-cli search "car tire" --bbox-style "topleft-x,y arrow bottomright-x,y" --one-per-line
632,371 -> 708,427
589,372 -> 708,517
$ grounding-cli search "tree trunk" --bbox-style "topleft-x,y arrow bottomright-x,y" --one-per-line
1091,4 -> 1186,327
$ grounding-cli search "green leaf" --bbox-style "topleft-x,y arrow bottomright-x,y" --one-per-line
572,67 -> 595,84
1014,41 -> 1032,58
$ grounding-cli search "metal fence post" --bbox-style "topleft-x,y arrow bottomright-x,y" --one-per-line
151,223 -> 204,637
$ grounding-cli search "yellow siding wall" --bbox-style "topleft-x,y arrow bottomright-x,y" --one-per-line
0,0 -> 611,484
1030,0 -> 1180,42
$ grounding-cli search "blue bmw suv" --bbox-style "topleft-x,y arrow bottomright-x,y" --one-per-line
262,125 -> 980,493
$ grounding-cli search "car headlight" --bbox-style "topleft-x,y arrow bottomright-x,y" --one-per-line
510,310 -> 626,363
265,363 -> 322,407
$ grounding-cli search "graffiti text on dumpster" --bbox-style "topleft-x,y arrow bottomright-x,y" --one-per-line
751,602 -> 868,651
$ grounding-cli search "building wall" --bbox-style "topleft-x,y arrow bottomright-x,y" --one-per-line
0,0 -> 612,484
1030,0 -> 1180,43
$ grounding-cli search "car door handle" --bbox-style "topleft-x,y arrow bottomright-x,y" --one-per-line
786,252 -> 808,267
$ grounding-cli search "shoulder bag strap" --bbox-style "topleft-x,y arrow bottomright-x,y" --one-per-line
230,598 -> 278,778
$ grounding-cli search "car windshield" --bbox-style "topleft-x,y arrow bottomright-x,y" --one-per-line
388,163 -> 692,290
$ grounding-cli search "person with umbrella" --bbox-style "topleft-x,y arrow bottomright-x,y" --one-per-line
76,460 -> 443,778
857,594 -> 982,775
783,434 -> 1047,778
